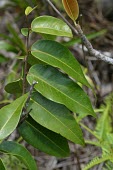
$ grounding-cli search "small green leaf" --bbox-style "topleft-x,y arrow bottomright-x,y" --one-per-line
0,159 -> 6,170
5,79 -> 23,94
62,0 -> 79,21
0,94 -> 28,140
27,64 -> 96,119
25,6 -> 33,15
19,116 -> 70,157
31,16 -> 72,37
25,6 -> 37,16
31,40 -> 90,87
21,28 -> 31,36
0,141 -> 37,170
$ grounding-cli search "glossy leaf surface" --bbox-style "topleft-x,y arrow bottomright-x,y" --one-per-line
31,16 -> 72,37
31,40 -> 90,87
0,141 -> 37,170
0,159 -> 6,170
27,64 -> 96,119
19,116 -> 70,157
0,94 -> 28,140
29,92 -> 84,145
62,0 -> 79,21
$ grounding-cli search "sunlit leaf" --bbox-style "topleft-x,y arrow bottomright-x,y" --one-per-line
62,0 -> 79,21
31,16 -> 72,37
27,64 -> 96,119
25,6 -> 33,15
0,94 -> 28,140
31,40 -> 90,87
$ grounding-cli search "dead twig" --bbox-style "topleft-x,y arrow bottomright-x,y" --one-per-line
46,0 -> 113,65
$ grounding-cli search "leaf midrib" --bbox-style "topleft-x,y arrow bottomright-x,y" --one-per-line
0,104 -> 22,135
26,120 -> 68,155
30,98 -> 83,144
32,27 -> 71,34
29,72 -> 92,115
31,49 -> 85,83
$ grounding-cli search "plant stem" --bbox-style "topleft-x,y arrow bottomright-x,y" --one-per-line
85,140 -> 100,147
23,16 -> 30,94
46,0 -> 113,65
46,0 -> 78,34
80,123 -> 100,140
16,136 -> 23,143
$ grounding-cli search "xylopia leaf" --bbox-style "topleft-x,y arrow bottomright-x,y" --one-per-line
31,40 -> 90,87
0,93 -> 28,140
26,92 -> 84,145
27,64 -> 96,119
31,16 -> 72,37
19,116 -> 70,157
62,0 -> 79,21
5,79 -> 23,94
0,159 -> 6,170
0,141 -> 37,170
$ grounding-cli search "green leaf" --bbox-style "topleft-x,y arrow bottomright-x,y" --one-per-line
27,92 -> 84,145
31,40 -> 90,87
25,6 -> 33,15
0,159 -> 6,170
31,16 -> 72,37
0,94 -> 28,140
21,28 -> 31,36
25,5 -> 38,16
5,79 -> 23,94
18,116 -> 70,157
0,41 -> 17,52
94,94 -> 113,140
27,64 -> 96,118
0,141 -> 37,170
7,24 -> 26,53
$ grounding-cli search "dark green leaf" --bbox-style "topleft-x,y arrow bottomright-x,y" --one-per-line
19,116 -> 70,157
5,79 -> 23,94
0,141 -> 37,170
0,94 -> 28,140
31,16 -> 72,37
27,64 -> 96,118
31,40 -> 90,87
26,92 -> 84,145
0,159 -> 6,170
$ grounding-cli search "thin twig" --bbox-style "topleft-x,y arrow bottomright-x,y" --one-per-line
23,16 -> 30,94
46,0 -> 78,34
74,24 -> 113,64
46,0 -> 113,65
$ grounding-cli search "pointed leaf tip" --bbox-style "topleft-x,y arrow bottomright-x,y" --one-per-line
62,0 -> 79,21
